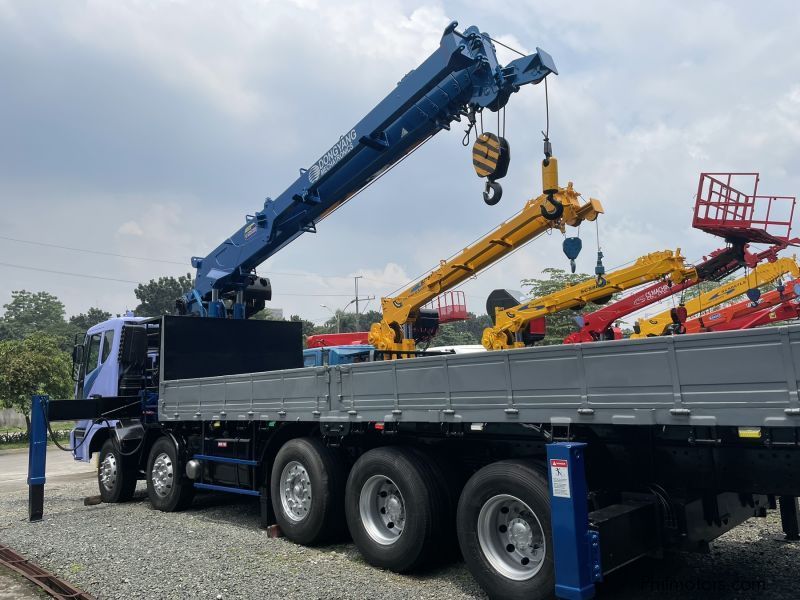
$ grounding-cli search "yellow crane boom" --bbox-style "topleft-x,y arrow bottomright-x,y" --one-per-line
481,249 -> 695,350
631,255 -> 800,338
368,158 -> 604,354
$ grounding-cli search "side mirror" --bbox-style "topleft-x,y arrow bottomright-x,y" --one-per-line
72,344 -> 84,381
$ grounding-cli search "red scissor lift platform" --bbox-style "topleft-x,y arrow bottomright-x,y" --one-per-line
693,172 -> 796,245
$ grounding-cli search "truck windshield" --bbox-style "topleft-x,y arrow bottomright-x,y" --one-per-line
85,333 -> 101,374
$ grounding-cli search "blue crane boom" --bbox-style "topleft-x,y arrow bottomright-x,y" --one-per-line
178,21 -> 557,318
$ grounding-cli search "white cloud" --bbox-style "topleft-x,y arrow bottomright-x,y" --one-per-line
1,0 -> 798,324
117,221 -> 144,236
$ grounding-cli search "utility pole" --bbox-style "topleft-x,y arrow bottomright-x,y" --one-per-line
352,275 -> 374,330
355,276 -> 362,317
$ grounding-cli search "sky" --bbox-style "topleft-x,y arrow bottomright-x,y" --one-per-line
1,0 -> 798,325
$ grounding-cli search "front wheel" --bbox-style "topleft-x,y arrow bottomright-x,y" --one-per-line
97,438 -> 137,503
146,436 -> 194,512
457,460 -> 554,600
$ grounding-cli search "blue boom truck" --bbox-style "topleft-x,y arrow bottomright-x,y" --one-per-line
28,22 -> 800,600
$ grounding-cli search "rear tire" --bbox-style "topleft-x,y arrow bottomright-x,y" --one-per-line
457,460 -> 554,600
97,438 -> 137,503
345,446 -> 450,573
146,436 -> 194,512
270,437 -> 348,545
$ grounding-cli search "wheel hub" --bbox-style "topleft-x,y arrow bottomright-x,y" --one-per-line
151,452 -> 174,498
99,453 -> 117,491
477,494 -> 546,581
359,475 -> 406,545
509,517 -> 534,549
280,461 -> 312,522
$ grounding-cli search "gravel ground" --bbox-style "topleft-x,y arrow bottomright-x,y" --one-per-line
0,477 -> 798,600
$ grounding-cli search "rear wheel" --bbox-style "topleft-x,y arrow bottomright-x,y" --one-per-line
270,437 -> 348,545
146,436 -> 194,512
457,460 -> 554,600
97,438 -> 137,503
345,446 -> 450,573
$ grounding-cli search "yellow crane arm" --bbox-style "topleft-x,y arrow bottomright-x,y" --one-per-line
368,159 -> 604,353
631,255 -> 800,338
482,249 -> 694,350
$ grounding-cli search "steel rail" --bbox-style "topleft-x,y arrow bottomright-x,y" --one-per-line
0,544 -> 94,600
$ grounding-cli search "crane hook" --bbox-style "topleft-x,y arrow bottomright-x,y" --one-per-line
483,181 -> 502,205
540,193 -> 563,221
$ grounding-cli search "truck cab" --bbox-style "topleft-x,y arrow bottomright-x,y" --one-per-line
302,344 -> 375,367
70,315 -> 151,462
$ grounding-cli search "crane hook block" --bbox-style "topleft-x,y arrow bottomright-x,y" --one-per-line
595,250 -> 607,286
542,156 -> 558,195
563,237 -> 582,273
473,133 -> 511,182
483,181 -> 503,205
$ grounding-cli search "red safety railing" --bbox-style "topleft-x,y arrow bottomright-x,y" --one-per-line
692,172 -> 795,245
425,291 -> 469,323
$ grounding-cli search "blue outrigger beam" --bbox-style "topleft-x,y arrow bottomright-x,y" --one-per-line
546,442 -> 602,600
26,394 -> 143,522
27,395 -> 49,521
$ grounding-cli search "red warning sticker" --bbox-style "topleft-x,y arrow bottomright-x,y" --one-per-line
550,459 -> 571,498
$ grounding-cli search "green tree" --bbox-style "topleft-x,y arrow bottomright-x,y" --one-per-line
0,290 -> 76,350
318,310 -> 384,334
251,308 -> 283,321
134,274 -> 193,317
290,315 -> 318,342
69,307 -> 113,331
520,268 -> 608,345
0,333 -> 72,433
426,312 -> 493,347
0,290 -> 66,339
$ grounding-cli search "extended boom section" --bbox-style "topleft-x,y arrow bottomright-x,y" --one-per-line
180,22 -> 557,318
482,249 -> 693,350
369,169 -> 603,354
632,256 -> 800,337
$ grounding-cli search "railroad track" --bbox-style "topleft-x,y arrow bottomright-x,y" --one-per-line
0,544 -> 94,600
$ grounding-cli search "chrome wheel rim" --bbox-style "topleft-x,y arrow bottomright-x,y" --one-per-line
151,452 -> 174,498
477,494 -> 546,581
280,461 -> 312,522
359,475 -> 405,545
99,453 -> 118,491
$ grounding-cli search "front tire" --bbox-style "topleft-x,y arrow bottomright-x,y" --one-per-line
270,437 -> 348,545
457,460 -> 554,600
97,438 -> 137,503
345,446 -> 450,573
146,436 -> 194,512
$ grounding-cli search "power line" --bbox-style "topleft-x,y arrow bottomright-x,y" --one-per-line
0,234 -> 188,266
0,261 -> 141,284
0,234 -> 409,286
0,261 -> 358,297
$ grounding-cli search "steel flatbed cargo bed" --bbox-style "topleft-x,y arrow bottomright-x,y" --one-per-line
160,324 -> 800,428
